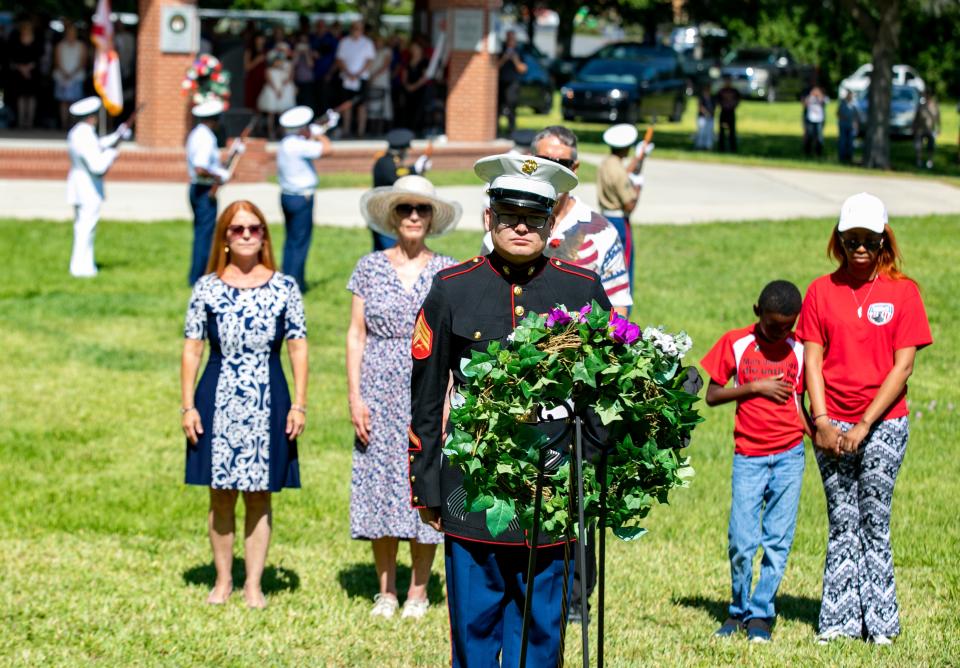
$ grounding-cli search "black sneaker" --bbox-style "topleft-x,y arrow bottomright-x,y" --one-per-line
714,617 -> 743,638
746,617 -> 772,643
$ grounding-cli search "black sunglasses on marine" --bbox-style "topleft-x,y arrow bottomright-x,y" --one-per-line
492,209 -> 549,230
840,234 -> 883,253
395,203 -> 433,217
535,154 -> 575,169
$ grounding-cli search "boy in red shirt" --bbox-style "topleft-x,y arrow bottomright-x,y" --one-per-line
700,280 -> 806,643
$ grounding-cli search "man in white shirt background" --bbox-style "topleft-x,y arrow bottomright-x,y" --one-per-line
276,105 -> 334,291
334,21 -> 375,138
66,96 -> 129,277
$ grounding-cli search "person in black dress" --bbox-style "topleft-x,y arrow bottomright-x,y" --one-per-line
9,19 -> 44,129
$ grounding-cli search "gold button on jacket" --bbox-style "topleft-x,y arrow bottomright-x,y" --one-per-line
514,306 -> 524,316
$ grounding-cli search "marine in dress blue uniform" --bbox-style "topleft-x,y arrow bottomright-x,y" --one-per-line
186,100 -> 230,285
277,105 -> 334,292
410,154 -> 612,667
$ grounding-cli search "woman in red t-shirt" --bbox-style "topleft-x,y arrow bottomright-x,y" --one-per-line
796,192 -> 932,645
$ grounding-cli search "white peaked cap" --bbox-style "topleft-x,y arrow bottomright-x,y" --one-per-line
279,106 -> 314,129
69,96 -> 102,117
602,123 -> 639,148
192,100 -> 225,118
838,192 -> 888,234
474,154 -> 578,214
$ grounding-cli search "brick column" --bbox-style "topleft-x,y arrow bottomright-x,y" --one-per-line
431,0 -> 500,142
136,0 -> 195,148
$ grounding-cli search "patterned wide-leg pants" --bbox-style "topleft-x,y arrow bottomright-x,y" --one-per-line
815,417 -> 909,638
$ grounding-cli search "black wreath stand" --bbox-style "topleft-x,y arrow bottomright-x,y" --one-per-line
517,411 -> 612,668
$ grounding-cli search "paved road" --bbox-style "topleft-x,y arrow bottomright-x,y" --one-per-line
3,156 -> 958,228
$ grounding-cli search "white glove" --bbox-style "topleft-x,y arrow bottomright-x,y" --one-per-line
214,167 -> 231,183
309,123 -> 324,136
118,123 -> 132,140
628,172 -> 645,188
414,154 -> 432,174
635,141 -> 655,158
233,140 -> 247,155
324,110 -> 341,130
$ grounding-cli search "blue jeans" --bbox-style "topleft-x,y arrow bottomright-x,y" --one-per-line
445,537 -> 572,668
728,442 -> 805,621
838,124 -> 855,163
188,183 -> 217,285
281,193 -> 314,291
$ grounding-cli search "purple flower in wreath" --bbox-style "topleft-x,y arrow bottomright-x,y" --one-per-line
609,315 -> 641,345
578,304 -> 592,322
546,307 -> 573,328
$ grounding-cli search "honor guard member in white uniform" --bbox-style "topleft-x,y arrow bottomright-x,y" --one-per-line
276,105 -> 335,292
66,96 -> 129,277
186,100 -> 232,285
597,123 -> 649,301
410,154 -> 612,667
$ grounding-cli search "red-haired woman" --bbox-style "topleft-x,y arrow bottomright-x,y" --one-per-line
796,192 -> 932,645
180,200 -> 308,609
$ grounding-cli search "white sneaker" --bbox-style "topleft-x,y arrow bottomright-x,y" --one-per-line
870,635 -> 894,646
815,630 -> 844,645
370,593 -> 399,618
400,598 -> 430,620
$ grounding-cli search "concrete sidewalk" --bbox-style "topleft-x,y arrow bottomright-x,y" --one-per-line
3,157 -> 958,228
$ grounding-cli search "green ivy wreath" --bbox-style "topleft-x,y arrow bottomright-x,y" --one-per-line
444,302 -> 702,541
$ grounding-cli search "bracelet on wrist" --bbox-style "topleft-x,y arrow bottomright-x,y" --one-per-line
179,406 -> 197,416
291,404 -> 307,414
811,413 -> 829,423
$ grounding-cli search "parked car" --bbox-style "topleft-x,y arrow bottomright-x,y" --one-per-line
669,24 -> 729,94
560,54 -> 687,124
854,84 -> 920,137
719,47 -> 813,102
513,42 -> 555,115
838,63 -> 925,98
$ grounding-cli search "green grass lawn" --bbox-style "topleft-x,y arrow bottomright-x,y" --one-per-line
2,216 -> 958,666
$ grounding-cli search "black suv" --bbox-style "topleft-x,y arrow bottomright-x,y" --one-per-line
560,43 -> 687,123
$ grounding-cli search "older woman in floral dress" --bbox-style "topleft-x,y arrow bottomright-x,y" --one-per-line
346,176 -> 461,619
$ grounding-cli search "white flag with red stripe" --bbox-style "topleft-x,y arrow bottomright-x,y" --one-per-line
92,0 -> 123,115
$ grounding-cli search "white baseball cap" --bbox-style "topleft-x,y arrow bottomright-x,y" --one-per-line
838,192 -> 888,234
475,154 -> 578,214
602,123 -> 639,148
192,100 -> 225,118
279,106 -> 314,130
69,96 -> 102,117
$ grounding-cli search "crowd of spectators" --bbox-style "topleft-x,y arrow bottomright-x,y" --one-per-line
239,17 -> 443,140
0,14 -> 443,140
0,15 -> 136,130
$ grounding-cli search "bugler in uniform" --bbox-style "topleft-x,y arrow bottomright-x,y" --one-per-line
66,96 -> 129,277
186,100 -> 232,285
276,105 -> 335,291
597,123 -> 648,302
410,153 -> 612,666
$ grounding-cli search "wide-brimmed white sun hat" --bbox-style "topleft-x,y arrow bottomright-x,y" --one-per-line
360,175 -> 462,239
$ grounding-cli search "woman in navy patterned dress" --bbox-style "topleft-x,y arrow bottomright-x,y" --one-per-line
346,176 -> 461,619
181,200 -> 308,609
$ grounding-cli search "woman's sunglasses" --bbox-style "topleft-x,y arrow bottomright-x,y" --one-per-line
395,203 -> 433,217
840,235 -> 883,253
226,224 -> 265,238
